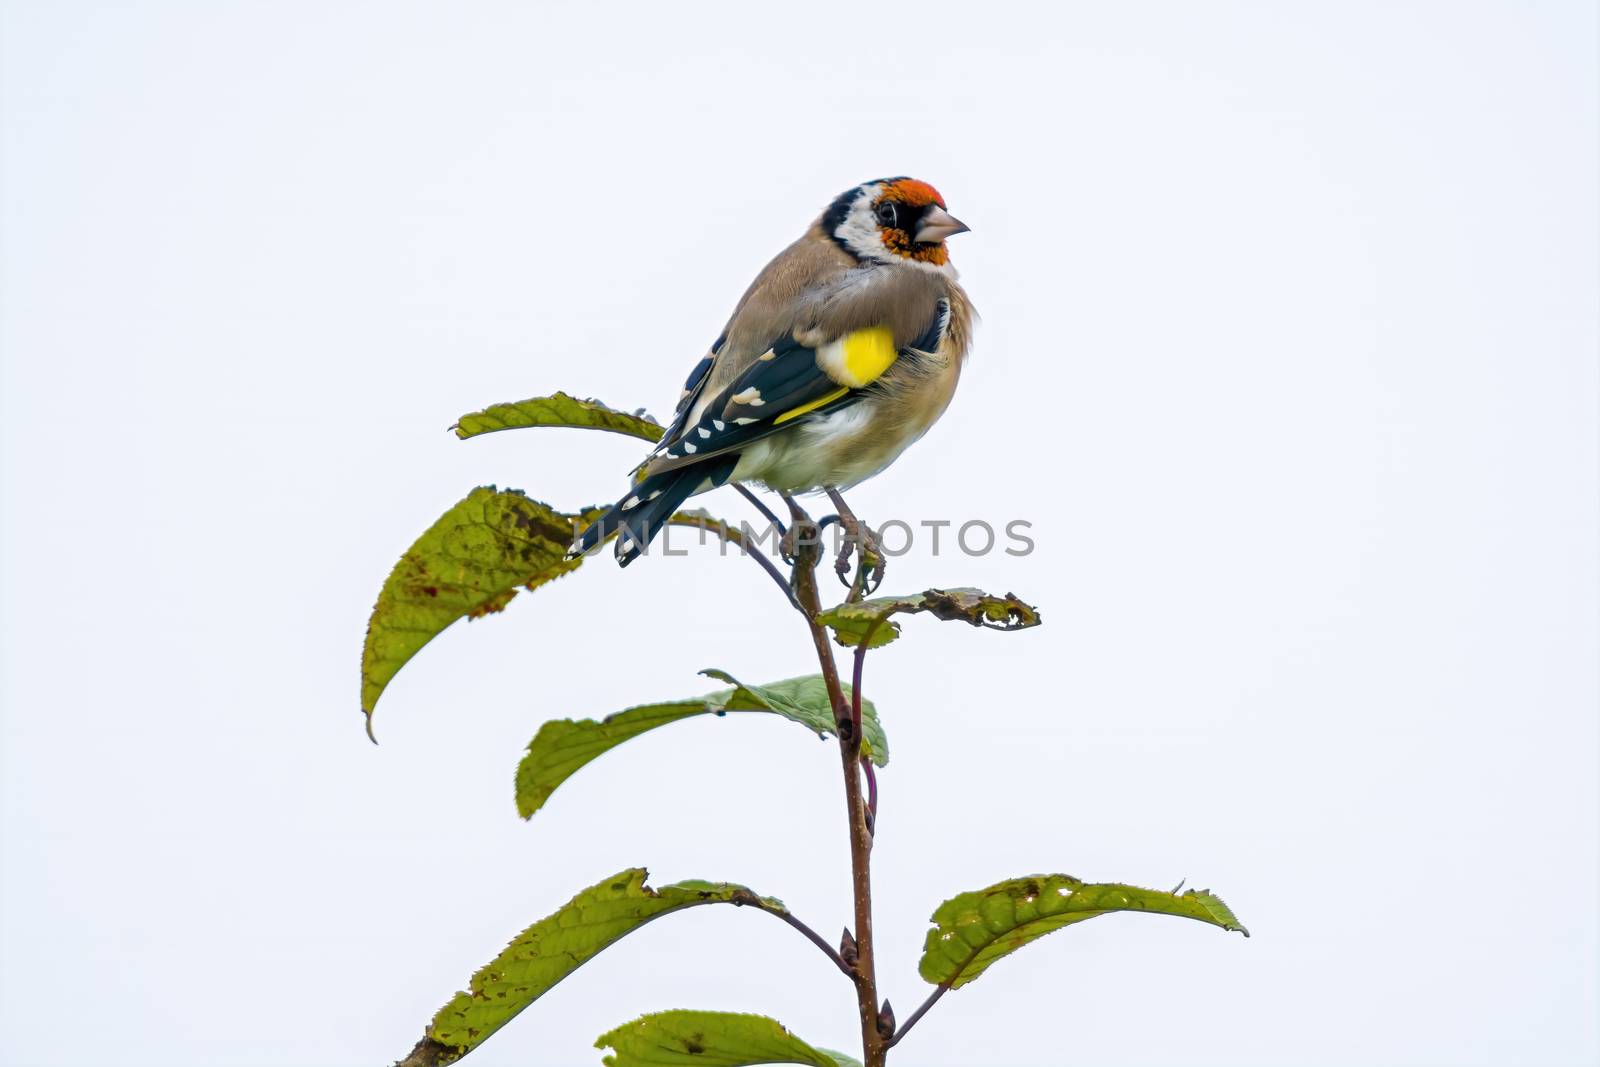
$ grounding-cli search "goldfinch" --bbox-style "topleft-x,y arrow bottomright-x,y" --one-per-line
570,176 -> 973,567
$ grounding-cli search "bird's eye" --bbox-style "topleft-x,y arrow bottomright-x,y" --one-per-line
875,202 -> 898,227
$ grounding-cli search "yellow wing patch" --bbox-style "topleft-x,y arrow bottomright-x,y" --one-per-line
817,326 -> 898,388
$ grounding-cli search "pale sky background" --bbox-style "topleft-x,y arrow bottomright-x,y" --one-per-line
1,2 -> 1596,1065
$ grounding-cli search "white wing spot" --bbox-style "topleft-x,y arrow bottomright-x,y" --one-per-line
756,349 -> 776,362
735,417 -> 758,426
684,442 -> 698,453
647,489 -> 663,500
712,420 -> 726,431
732,387 -> 765,406
697,427 -> 712,439
622,495 -> 639,510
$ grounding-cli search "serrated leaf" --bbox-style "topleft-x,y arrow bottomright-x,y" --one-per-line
919,874 -> 1248,989
817,587 -> 1042,649
397,869 -> 787,1066
517,671 -> 887,818
361,489 -> 747,737
453,391 -> 664,442
594,1011 -> 860,1067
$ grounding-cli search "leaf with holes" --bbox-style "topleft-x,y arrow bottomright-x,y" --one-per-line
360,489 -> 748,738
818,587 -> 1042,649
594,1011 -> 861,1067
919,874 -> 1248,989
360,488 -> 598,737
517,671 -> 887,818
453,391 -> 663,442
396,869 -> 787,1066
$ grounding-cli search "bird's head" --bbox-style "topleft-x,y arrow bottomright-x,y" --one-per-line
821,177 -> 970,270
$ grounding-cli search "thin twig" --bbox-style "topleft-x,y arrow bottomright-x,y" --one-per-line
745,541 -> 802,612
887,984 -> 950,1049
733,482 -> 787,537
663,512 -> 800,611
861,757 -> 877,835
850,632 -> 878,833
851,623 -> 883,737
761,907 -> 855,978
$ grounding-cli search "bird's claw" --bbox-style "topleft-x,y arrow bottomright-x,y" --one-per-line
834,520 -> 886,597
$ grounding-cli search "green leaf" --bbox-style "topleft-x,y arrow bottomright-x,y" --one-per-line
453,391 -> 664,442
360,488 -> 599,737
594,1011 -> 860,1067
919,875 -> 1248,989
697,671 -> 889,768
399,869 -> 787,1066
817,587 -> 1042,649
361,490 -> 748,738
517,671 -> 888,819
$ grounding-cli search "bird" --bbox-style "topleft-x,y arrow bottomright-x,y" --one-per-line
568,176 -> 974,576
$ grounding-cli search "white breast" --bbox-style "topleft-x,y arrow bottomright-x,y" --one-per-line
728,396 -> 937,493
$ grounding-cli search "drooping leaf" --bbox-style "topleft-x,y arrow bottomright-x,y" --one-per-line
919,875 -> 1248,989
453,391 -> 664,442
397,869 -> 788,1066
361,489 -> 748,738
516,671 -> 887,819
594,1011 -> 860,1067
360,488 -> 599,737
818,588 -> 1042,649
697,670 -> 890,768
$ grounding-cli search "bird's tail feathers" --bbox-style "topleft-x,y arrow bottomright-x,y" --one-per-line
567,456 -> 739,566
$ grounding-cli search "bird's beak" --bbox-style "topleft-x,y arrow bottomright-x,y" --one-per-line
914,205 -> 971,244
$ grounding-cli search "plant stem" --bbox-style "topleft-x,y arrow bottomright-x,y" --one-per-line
745,540 -> 803,612
886,984 -> 949,1049
733,481 -> 788,538
789,534 -> 887,1067
764,907 -> 855,979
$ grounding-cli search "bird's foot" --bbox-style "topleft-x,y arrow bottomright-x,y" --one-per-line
831,512 -> 885,599
823,488 -> 885,600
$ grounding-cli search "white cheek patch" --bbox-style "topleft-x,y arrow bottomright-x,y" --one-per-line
832,184 -> 957,276
834,186 -> 891,262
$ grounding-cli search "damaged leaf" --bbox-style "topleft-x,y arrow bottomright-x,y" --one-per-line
919,874 -> 1248,990
360,489 -> 747,738
595,1011 -> 860,1067
360,488 -> 600,738
397,869 -> 788,1066
516,671 -> 888,819
818,588 -> 1042,649
453,391 -> 663,443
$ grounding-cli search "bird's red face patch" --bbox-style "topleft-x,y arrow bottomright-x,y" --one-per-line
875,178 -> 952,265
879,179 -> 947,210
